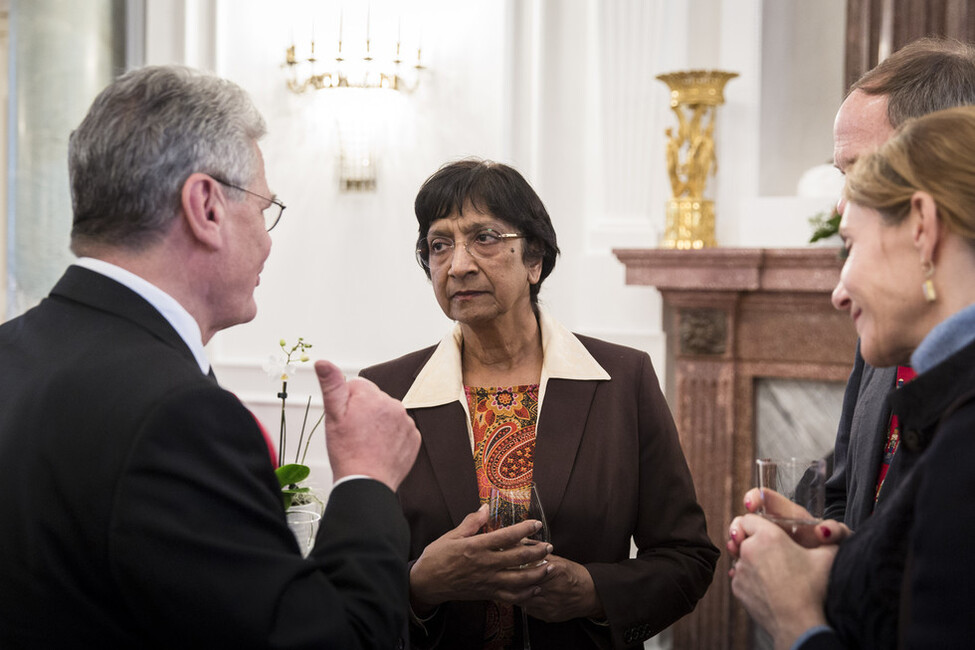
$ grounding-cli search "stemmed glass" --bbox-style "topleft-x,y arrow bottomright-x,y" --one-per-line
486,482 -> 550,650
286,509 -> 321,557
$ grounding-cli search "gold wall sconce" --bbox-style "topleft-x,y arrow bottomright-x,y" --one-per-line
656,70 -> 738,249
283,4 -> 426,192
284,4 -> 424,94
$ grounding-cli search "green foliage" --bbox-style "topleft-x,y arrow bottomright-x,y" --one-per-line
276,463 -> 312,510
276,463 -> 311,486
809,208 -> 841,243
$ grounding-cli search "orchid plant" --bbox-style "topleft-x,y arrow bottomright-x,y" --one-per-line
264,337 -> 324,510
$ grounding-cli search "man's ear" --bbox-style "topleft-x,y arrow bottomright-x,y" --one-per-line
181,173 -> 225,249
910,190 -> 943,263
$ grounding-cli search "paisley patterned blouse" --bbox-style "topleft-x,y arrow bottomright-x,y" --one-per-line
466,384 -> 539,649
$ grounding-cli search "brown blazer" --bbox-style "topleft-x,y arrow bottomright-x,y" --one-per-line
361,333 -> 718,649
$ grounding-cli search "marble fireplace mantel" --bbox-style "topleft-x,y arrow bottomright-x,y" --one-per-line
612,247 -> 857,650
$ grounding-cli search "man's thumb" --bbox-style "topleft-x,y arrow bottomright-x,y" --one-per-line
314,360 -> 349,418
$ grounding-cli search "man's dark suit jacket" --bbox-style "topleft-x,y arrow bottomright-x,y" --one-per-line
362,334 -> 718,649
824,344 -> 910,529
0,266 -> 409,648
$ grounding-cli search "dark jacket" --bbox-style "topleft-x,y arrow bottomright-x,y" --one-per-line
0,266 -> 410,648
824,343 -> 901,528
803,337 -> 975,648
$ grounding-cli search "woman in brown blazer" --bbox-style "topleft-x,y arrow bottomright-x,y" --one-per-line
361,159 -> 718,650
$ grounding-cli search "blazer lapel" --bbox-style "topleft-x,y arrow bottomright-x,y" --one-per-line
852,364 -> 897,520
532,378 -> 598,526
412,402 -> 480,527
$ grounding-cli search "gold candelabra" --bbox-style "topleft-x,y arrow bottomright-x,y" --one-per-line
656,70 -> 738,249
284,7 -> 424,94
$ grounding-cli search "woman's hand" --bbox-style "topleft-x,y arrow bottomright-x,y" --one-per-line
729,513 -> 839,649
727,488 -> 851,558
520,554 -> 604,622
409,505 -> 553,616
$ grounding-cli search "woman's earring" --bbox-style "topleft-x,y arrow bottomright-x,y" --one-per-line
921,260 -> 937,302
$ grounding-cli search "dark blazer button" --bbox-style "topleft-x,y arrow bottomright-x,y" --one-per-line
903,429 -> 921,451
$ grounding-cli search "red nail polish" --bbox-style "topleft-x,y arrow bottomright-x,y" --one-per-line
820,526 -> 831,538
744,499 -> 752,510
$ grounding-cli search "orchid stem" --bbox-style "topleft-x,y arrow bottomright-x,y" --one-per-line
278,380 -> 288,460
294,396 -> 312,464
301,413 -> 325,465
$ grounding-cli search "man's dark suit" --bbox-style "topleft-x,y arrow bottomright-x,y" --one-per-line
824,344 -> 908,529
0,266 -> 409,648
362,334 -> 718,649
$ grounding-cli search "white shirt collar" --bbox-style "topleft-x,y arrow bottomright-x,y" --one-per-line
73,257 -> 211,375
402,306 -> 610,410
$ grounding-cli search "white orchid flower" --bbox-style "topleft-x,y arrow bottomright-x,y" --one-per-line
263,354 -> 297,382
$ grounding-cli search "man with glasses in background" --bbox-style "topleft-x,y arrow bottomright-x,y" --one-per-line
0,65 -> 437,648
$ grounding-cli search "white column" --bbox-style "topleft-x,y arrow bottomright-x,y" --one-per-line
7,0 -> 116,316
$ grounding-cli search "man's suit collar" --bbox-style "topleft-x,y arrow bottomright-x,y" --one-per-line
49,266 -> 203,374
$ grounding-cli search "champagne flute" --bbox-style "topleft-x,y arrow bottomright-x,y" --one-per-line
487,483 -> 549,650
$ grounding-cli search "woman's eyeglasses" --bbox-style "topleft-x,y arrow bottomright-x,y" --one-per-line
416,228 -> 525,269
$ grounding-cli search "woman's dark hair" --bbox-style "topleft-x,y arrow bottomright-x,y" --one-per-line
414,158 -> 560,304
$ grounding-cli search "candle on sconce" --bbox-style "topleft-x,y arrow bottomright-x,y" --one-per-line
336,6 -> 344,59
364,3 -> 372,60
416,25 -> 423,68
394,16 -> 402,62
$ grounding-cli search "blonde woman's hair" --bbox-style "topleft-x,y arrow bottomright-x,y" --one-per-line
844,105 -> 975,245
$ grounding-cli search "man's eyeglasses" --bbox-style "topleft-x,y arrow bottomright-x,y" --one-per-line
211,175 -> 286,232
416,227 -> 526,269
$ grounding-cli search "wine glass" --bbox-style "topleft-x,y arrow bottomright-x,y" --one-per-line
487,483 -> 549,650
755,457 -> 826,543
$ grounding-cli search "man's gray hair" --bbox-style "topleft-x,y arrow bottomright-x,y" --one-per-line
68,65 -> 267,252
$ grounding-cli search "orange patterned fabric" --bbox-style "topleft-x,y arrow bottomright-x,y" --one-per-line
467,384 -> 539,502
466,384 -> 539,650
